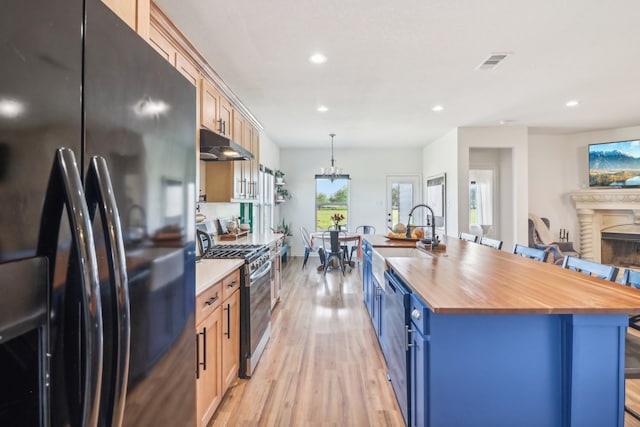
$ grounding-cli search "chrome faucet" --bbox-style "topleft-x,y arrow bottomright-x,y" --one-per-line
406,204 -> 438,250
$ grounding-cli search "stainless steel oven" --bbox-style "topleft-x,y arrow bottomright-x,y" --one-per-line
201,243 -> 272,378
243,257 -> 272,377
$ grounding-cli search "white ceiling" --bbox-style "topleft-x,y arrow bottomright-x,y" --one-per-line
156,0 -> 640,148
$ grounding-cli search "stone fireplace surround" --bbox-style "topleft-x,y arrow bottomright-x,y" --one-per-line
570,189 -> 640,264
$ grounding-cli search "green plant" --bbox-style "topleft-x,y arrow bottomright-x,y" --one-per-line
273,217 -> 292,236
274,169 -> 285,178
276,187 -> 292,200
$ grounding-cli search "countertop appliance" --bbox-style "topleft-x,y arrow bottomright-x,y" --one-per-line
202,244 -> 272,378
0,0 -> 196,425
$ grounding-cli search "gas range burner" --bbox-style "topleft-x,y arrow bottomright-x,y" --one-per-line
202,243 -> 270,266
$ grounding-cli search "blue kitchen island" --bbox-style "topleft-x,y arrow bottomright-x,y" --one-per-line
363,236 -> 640,427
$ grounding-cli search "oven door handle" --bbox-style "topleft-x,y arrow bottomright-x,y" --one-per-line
250,260 -> 272,282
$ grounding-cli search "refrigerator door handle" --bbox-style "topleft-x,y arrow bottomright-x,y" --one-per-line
85,156 -> 130,427
36,148 -> 103,427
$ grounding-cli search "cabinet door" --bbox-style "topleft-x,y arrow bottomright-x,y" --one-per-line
221,290 -> 240,392
232,110 -> 245,198
243,121 -> 254,197
148,24 -> 176,64
200,79 -> 220,133
251,126 -> 260,193
196,306 -> 223,427
102,0 -> 149,36
411,327 -> 429,427
219,96 -> 233,137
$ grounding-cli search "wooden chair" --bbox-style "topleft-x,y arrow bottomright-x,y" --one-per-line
512,244 -> 549,262
561,256 -> 618,281
300,226 -> 316,269
479,236 -> 503,250
350,225 -> 375,262
322,230 -> 346,275
459,232 -> 478,243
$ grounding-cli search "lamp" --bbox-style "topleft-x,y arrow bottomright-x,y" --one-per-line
315,133 -> 350,182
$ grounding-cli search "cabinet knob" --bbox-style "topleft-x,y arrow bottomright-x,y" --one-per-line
412,309 -> 421,320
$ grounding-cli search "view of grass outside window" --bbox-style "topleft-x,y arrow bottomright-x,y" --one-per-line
391,184 -> 400,226
316,178 -> 349,230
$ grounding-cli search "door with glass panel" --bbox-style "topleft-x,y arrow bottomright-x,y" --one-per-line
386,176 -> 420,232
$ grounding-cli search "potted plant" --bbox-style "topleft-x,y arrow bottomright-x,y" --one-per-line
273,217 -> 292,239
276,187 -> 291,202
274,169 -> 285,185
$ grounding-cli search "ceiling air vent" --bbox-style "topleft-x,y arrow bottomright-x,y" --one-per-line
476,52 -> 511,70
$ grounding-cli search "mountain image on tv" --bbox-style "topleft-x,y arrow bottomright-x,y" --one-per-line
589,140 -> 640,187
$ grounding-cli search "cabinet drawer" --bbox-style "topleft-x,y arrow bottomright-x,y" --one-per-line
196,282 -> 222,325
221,269 -> 241,302
409,293 -> 430,335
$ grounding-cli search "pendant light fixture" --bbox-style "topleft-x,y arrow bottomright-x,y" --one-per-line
315,133 -> 350,182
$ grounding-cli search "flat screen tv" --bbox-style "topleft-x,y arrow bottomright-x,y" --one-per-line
589,139 -> 640,187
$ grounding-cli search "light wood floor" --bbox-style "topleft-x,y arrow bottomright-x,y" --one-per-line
207,256 -> 640,427
209,257 -> 404,426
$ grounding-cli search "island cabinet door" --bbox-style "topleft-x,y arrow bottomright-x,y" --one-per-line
410,326 -> 429,427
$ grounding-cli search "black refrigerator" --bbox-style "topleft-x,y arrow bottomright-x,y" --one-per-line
0,0 -> 196,426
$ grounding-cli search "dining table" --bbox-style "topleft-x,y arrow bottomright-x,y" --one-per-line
309,231 -> 363,271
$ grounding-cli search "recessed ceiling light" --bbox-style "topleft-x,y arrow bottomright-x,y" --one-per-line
309,53 -> 327,64
317,105 -> 328,112
565,100 -> 580,107
432,105 -> 444,112
499,119 -> 516,125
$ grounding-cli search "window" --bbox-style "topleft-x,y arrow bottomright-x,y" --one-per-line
315,177 -> 350,230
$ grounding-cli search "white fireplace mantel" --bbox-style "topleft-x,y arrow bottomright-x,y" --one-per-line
570,189 -> 640,261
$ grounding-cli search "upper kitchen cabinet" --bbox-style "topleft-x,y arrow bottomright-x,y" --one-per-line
102,0 -> 150,39
200,79 -> 231,137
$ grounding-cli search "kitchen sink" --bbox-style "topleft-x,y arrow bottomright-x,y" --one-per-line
372,247 -> 432,289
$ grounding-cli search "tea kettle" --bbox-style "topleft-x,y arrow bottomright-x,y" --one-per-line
197,229 -> 212,255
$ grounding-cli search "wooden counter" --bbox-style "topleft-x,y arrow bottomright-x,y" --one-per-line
367,236 -> 640,427
385,237 -> 640,315
213,232 -> 283,246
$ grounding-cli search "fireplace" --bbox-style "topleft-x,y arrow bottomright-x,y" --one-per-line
601,225 -> 640,268
571,189 -> 640,263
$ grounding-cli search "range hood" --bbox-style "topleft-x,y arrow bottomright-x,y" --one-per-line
199,128 -> 254,161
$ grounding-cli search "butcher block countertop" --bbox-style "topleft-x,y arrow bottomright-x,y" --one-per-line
378,237 -> 640,315
196,259 -> 244,296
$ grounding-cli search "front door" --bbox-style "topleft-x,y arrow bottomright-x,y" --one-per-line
386,176 -> 420,232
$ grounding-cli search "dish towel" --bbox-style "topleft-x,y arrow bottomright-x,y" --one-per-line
528,213 -> 556,244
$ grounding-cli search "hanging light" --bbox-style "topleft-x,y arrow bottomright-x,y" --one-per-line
315,133 -> 350,182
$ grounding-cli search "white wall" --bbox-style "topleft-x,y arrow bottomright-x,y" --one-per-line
458,126 -> 529,250
259,131 -> 280,171
280,147 -> 423,256
423,129 -> 459,236
528,125 -> 640,250
527,134 -> 575,243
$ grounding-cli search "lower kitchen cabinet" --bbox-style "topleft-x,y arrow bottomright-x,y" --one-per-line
196,268 -> 240,427
221,288 -> 240,391
271,237 -> 283,309
196,303 -> 222,427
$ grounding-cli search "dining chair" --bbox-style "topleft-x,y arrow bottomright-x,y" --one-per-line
349,225 -> 376,262
479,236 -> 503,250
613,269 -> 640,421
561,256 -> 618,281
322,230 -> 346,275
458,232 -> 478,243
623,269 -> 640,331
512,244 -> 549,262
300,226 -> 316,269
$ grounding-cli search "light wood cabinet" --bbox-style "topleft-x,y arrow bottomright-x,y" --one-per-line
221,289 -> 240,391
102,0 -> 150,38
196,303 -> 222,427
196,269 -> 240,426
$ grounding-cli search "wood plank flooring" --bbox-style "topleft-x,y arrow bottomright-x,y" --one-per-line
206,256 -> 640,426
208,257 -> 404,426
